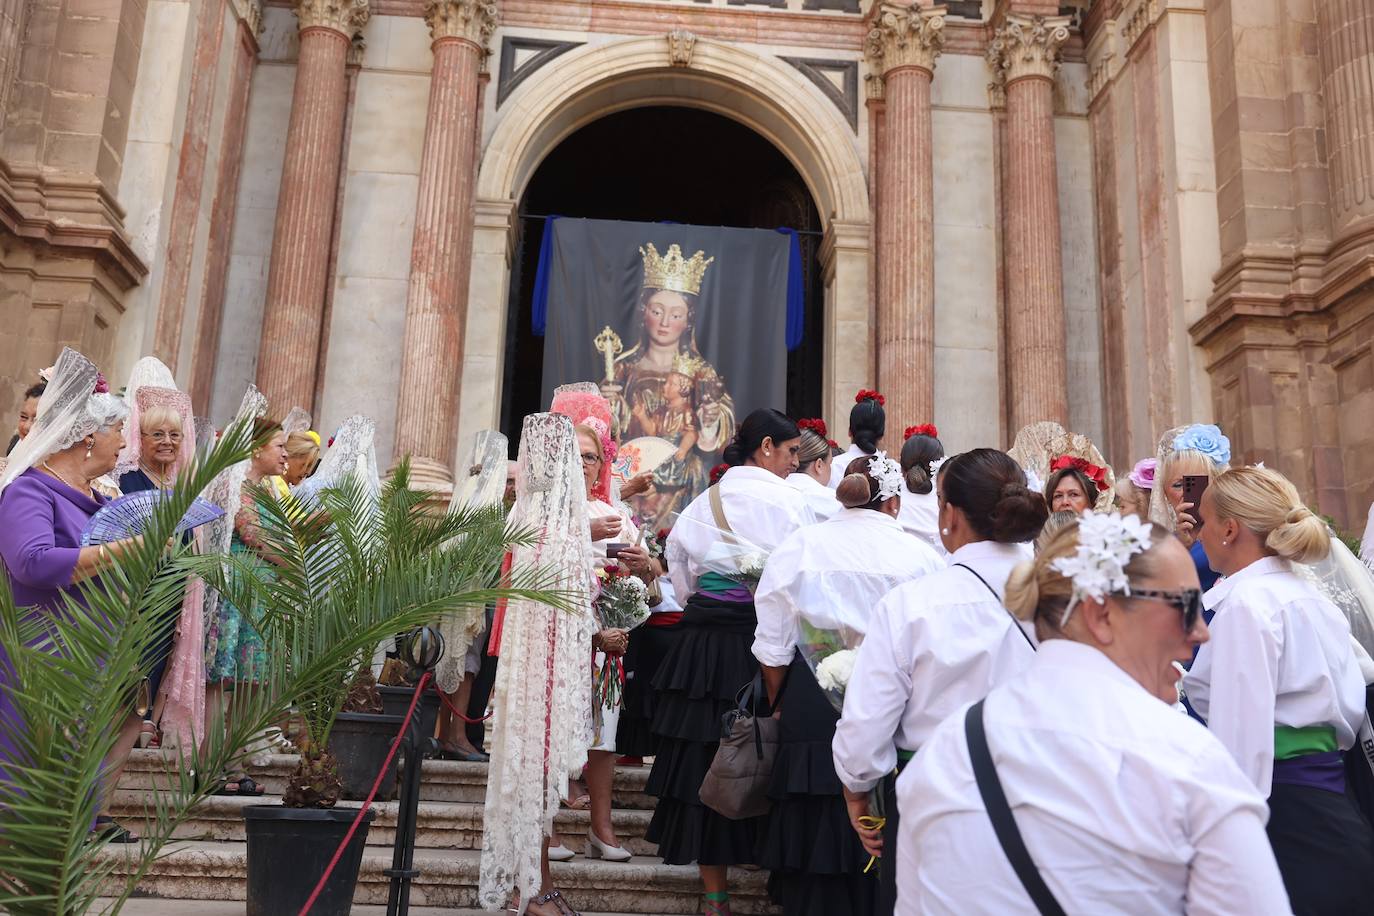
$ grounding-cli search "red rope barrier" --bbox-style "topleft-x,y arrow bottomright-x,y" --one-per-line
298,670 -> 432,916
430,677 -> 493,725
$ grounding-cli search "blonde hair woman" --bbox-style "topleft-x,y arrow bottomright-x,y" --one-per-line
1151,424 -> 1231,591
896,515 -> 1288,914
282,431 -> 320,486
1187,466 -> 1374,913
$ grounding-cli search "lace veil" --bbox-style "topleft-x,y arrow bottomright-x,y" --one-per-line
1146,425 -> 1232,529
1,347 -> 128,493
434,429 -> 510,693
551,382 -> 615,503
479,413 -> 595,912
122,386 -> 196,479
116,356 -> 177,477
293,415 -> 379,502
281,407 -> 313,435
1008,420 -> 1115,511
1296,535 -> 1374,660
200,385 -> 268,667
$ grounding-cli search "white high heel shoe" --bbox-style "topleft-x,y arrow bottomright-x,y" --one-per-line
548,842 -> 575,862
585,829 -> 632,862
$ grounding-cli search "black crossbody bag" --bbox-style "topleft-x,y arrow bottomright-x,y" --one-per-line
965,699 -> 1066,916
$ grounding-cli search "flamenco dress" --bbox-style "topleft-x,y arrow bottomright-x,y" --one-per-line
644,573 -> 764,865
616,580 -> 684,758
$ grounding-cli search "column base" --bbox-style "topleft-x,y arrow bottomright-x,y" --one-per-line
389,455 -> 455,507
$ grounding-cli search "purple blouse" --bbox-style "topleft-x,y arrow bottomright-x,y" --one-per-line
0,468 -> 106,613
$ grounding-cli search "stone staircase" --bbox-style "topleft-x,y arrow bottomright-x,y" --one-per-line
101,750 -> 780,915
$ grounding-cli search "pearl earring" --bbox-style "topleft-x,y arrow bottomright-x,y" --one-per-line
941,527 -> 950,536
1221,540 -> 1228,546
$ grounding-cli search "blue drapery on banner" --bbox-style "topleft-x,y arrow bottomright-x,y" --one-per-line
531,218 -> 805,351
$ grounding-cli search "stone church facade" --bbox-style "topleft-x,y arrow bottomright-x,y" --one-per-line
0,0 -> 1370,528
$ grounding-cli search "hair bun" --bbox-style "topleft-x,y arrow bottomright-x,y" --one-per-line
1003,561 -> 1041,621
1285,506 -> 1313,525
989,481 -> 1050,544
836,472 -> 874,509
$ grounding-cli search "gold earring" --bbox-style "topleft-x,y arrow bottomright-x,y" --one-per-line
85,441 -> 93,460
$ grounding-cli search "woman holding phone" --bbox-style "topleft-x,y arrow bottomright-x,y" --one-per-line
1150,424 -> 1231,592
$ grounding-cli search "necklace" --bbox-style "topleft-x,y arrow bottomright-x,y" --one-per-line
140,461 -> 173,489
41,462 -> 93,497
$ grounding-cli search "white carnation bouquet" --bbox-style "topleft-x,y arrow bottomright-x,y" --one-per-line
800,619 -> 864,714
593,562 -> 651,709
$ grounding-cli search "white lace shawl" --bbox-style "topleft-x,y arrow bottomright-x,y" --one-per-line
292,414 -> 379,503
478,413 -> 596,912
435,429 -> 510,693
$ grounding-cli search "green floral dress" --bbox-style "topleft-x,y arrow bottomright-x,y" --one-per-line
206,484 -> 270,683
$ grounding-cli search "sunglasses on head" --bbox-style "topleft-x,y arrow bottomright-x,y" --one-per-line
1128,587 -> 1203,631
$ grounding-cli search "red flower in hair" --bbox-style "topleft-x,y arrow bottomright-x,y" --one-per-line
93,373 -> 109,394
1050,455 -> 1109,492
904,424 -> 938,440
854,389 -> 886,406
797,418 -> 829,439
328,436 -> 336,448
709,463 -> 730,485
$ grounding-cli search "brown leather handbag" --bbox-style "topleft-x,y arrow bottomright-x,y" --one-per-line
699,673 -> 778,820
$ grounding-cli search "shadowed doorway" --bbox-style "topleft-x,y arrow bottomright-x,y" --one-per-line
499,106 -> 826,442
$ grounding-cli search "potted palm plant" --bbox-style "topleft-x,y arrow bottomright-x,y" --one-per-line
203,461 -> 564,916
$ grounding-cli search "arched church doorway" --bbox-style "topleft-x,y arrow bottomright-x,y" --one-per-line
497,106 -> 826,439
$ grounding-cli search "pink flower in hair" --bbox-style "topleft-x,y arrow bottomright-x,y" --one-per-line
93,373 -> 110,394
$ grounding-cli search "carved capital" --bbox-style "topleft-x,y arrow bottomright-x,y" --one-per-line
986,13 -> 1070,86
864,2 -> 945,77
667,29 -> 697,67
294,0 -> 369,36
425,0 -> 498,48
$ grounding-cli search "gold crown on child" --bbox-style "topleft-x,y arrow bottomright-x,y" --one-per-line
639,243 -> 714,297
670,352 -> 707,378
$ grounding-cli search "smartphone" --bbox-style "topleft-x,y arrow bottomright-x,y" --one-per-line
1181,475 -> 1209,530
606,542 -> 629,560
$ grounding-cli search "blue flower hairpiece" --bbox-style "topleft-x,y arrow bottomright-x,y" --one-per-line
1172,424 -> 1231,467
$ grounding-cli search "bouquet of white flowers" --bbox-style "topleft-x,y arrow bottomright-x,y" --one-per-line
593,563 -> 650,709
800,620 -> 864,713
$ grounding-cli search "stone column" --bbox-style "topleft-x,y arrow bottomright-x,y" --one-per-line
391,0 -> 496,489
254,0 -> 368,412
987,13 -> 1070,430
865,2 -> 944,431
1319,0 -> 1374,239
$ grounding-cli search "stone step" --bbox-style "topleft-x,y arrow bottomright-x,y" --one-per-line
98,841 -> 780,915
118,749 -> 655,809
108,793 -> 657,855
112,903 -> 638,916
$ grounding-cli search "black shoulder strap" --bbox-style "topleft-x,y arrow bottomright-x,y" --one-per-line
965,700 -> 1066,916
953,562 -> 1036,652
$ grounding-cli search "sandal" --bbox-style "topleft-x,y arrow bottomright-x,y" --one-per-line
137,720 -> 160,749
234,775 -> 266,796
703,892 -> 732,916
534,889 -> 580,916
561,779 -> 590,810
92,816 -> 139,844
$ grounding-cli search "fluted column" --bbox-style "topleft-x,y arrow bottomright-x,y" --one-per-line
255,0 -> 369,411
1319,0 -> 1374,238
865,2 -> 944,431
988,14 -> 1070,429
391,0 -> 495,488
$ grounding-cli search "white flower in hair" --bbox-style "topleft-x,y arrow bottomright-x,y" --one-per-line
867,451 -> 905,501
1023,465 -> 1045,494
1051,511 -> 1154,625
930,456 -> 949,475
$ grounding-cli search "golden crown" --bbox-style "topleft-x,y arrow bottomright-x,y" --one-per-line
670,352 -> 707,378
640,243 -> 714,297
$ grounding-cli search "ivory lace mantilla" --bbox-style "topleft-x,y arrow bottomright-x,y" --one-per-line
478,413 -> 596,911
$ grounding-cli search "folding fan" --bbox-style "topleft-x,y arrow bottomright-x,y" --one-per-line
81,490 -> 226,546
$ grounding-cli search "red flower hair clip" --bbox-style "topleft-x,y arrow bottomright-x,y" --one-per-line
709,463 -> 730,485
1050,455 -> 1109,492
904,424 -> 938,440
93,373 -> 110,394
854,389 -> 886,406
798,417 -> 829,439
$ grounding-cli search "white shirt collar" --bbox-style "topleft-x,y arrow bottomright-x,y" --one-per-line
1203,555 -> 1291,608
724,464 -> 791,487
947,539 -> 1025,566
829,506 -> 904,529
789,471 -> 831,492
1034,638 -> 1150,696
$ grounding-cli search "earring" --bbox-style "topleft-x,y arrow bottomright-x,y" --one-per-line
1221,540 -> 1228,546
85,441 -> 93,460
941,527 -> 950,536
764,450 -> 772,457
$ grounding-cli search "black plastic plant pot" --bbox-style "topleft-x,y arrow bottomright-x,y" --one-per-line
243,804 -> 376,916
378,684 -> 441,748
330,712 -> 404,801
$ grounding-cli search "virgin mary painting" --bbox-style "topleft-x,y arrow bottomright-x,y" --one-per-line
598,243 -> 736,528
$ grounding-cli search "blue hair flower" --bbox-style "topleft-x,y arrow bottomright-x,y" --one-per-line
1172,424 -> 1231,467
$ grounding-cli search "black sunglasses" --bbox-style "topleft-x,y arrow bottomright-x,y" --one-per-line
1128,587 -> 1203,631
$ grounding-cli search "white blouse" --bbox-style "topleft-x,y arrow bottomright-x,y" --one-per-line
896,486 -> 945,556
827,443 -> 872,489
1183,556 -> 1366,794
665,465 -> 815,600
897,639 -> 1288,916
832,539 -> 1034,794
753,508 -> 944,668
786,471 -> 839,521
587,497 -> 638,570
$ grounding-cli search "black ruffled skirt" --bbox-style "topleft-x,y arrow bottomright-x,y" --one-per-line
616,617 -> 683,757
758,653 -> 878,916
645,593 -> 762,866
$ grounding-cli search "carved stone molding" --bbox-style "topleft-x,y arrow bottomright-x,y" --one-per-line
497,36 -> 582,107
293,0 -> 369,36
986,13 -> 1071,86
864,2 -> 946,76
667,29 -> 697,67
230,0 -> 264,35
347,32 -> 366,66
1120,0 -> 1160,53
783,57 -> 859,131
425,0 -> 497,47
1084,15 -> 1121,102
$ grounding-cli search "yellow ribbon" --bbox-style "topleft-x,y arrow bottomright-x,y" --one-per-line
858,815 -> 887,874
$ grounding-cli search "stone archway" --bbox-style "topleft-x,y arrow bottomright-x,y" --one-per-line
455,34 -> 873,444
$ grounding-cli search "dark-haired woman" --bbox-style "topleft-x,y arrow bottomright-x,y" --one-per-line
649,408 -> 815,916
754,454 -> 943,916
829,390 -> 886,488
832,448 -> 1048,916
896,425 -> 944,555
1045,464 -> 1096,515
787,419 -> 838,521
